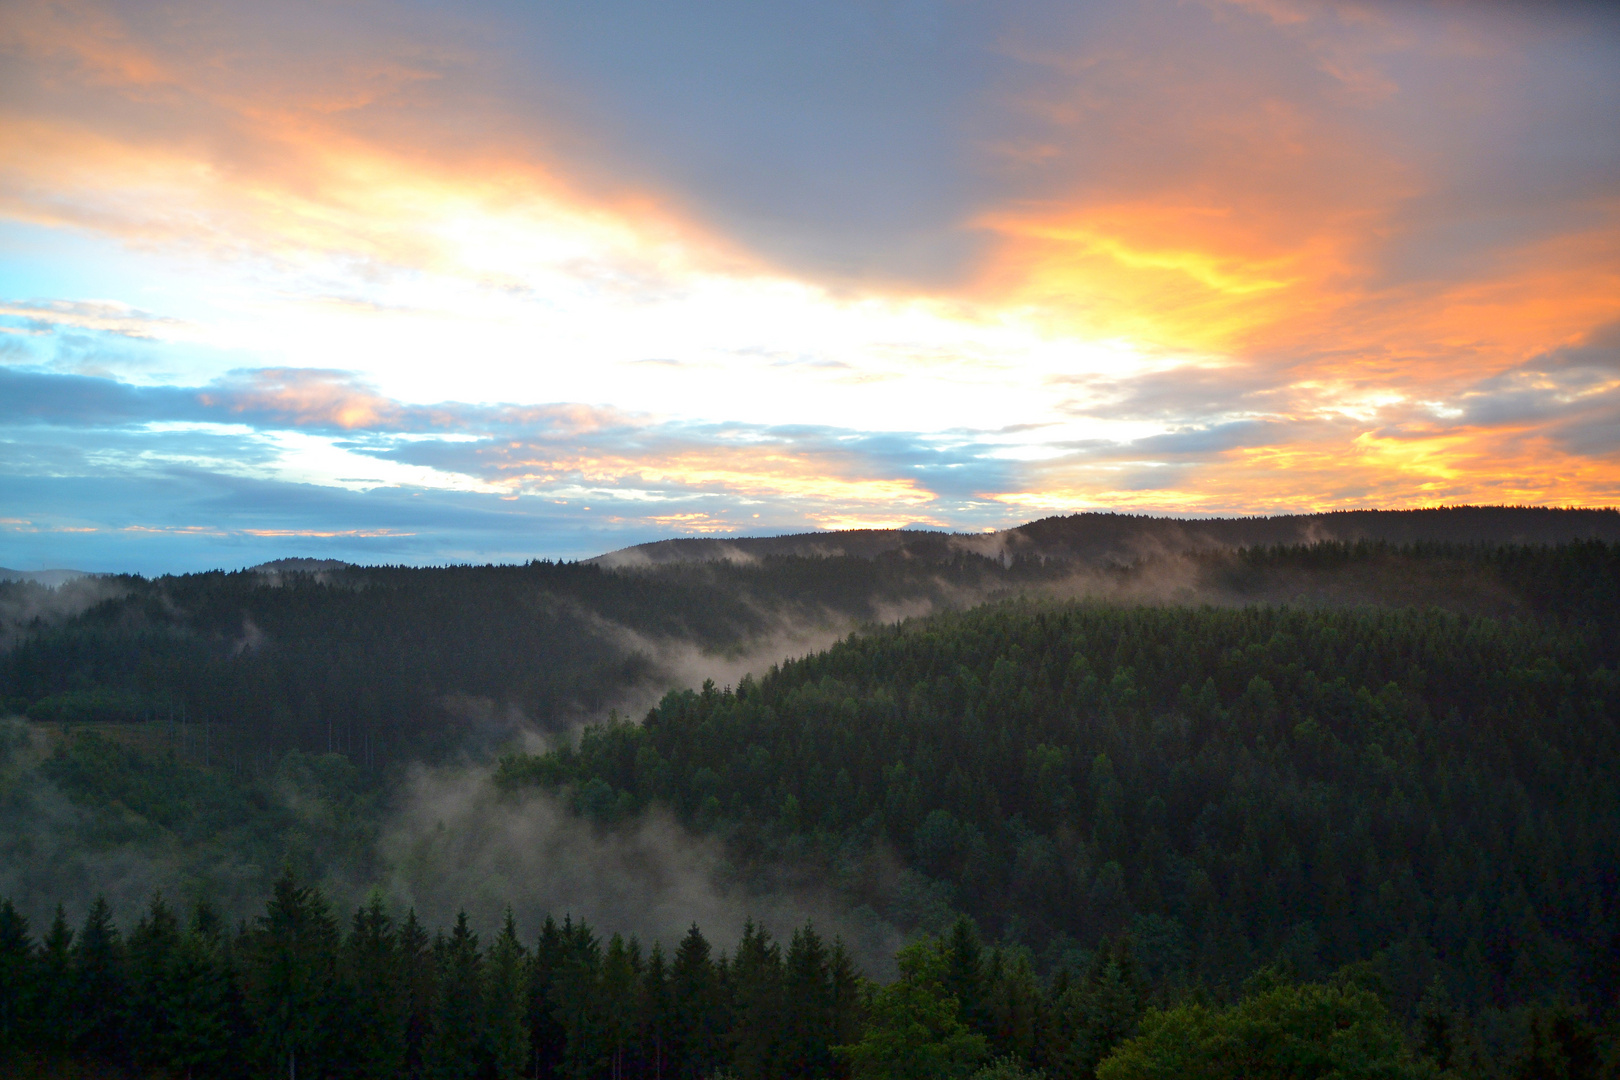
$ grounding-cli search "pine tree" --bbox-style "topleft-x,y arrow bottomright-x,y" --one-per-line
485,909 -> 529,1080
426,912 -> 485,1080
400,908 -> 436,1080
127,893 -> 182,1071
529,915 -> 569,1080
670,924 -> 723,1080
74,895 -> 127,1065
246,870 -> 339,1080
36,906 -> 74,1054
343,891 -> 406,1078
0,898 -> 31,1051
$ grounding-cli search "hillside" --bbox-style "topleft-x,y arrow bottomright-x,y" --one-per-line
501,585 -> 1620,1018
593,506 -> 1620,567
3,512 -> 1619,1077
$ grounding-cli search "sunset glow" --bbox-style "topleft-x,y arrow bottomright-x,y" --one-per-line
3,0 -> 1617,570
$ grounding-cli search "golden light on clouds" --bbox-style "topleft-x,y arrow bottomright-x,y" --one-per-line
1,0 -> 1617,568
491,449 -> 939,511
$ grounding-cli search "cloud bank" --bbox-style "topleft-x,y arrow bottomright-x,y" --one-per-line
1,0 -> 1617,570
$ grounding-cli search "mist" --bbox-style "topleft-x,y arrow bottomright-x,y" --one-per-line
0,576 -> 127,650
374,765 -> 903,971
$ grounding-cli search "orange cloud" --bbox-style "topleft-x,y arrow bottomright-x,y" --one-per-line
995,418 -> 1620,517
3,0 -> 1616,531
0,0 -> 757,287
199,370 -> 400,430
241,528 -> 415,538
493,447 -> 939,508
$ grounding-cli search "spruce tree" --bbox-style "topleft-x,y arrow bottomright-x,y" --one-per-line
400,908 -> 436,1080
670,924 -> 723,1080
246,870 -> 339,1080
601,933 -> 639,1080
0,898 -> 31,1052
343,891 -> 406,1078
36,906 -> 74,1054
729,921 -> 784,1080
782,923 -> 835,1079
426,911 -> 485,1080
127,893 -> 182,1071
529,915 -> 569,1080
73,895 -> 127,1065
165,901 -> 236,1080
484,909 -> 529,1080
640,942 -> 674,1080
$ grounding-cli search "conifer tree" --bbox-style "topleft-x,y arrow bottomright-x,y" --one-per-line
399,908 -> 436,1080
485,909 -> 529,1080
0,899 -> 30,1052
554,916 -> 605,1080
601,933 -> 640,1080
246,870 -> 339,1080
670,923 -> 724,1080
427,912 -> 486,1080
640,941 -> 675,1080
729,921 -> 784,1079
127,893 -> 182,1071
73,895 -> 127,1064
529,915 -> 569,1080
165,900 -> 236,1080
36,905 -> 74,1054
343,891 -> 406,1078
782,923 -> 835,1079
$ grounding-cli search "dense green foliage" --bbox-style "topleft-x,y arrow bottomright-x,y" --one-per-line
4,520 -> 1615,780
0,553 -> 1039,773
1093,975 -> 1429,1080
0,878 -> 865,1080
4,888 -> 1611,1080
5,523 -> 1620,1077
0,722 -> 378,919
502,584 -> 1620,1022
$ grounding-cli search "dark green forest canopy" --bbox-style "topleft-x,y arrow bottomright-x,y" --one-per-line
3,533 -> 1617,774
2,519 -> 1620,1077
502,594 -> 1620,1017
2,882 -> 1607,1080
0,551 -> 1043,769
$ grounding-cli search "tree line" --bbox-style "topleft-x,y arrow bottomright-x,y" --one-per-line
9,879 -> 1602,1079
5,538 -> 1615,778
0,551 -> 1037,774
0,874 -> 863,1080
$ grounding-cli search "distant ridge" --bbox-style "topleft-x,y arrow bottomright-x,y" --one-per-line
0,567 -> 96,587
591,506 -> 1620,567
248,558 -> 355,573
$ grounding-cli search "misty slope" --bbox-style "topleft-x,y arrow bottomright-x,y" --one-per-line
594,506 -> 1620,567
0,553 -> 1045,771
504,540 -> 1620,1019
2,516 -> 1618,1000
5,508 -> 1618,780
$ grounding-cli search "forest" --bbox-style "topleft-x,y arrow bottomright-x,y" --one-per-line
2,873 -> 1600,1079
3,510 -> 1620,1076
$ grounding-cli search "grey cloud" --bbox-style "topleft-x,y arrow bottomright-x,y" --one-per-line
0,367 -> 206,426
1541,321 -> 1620,372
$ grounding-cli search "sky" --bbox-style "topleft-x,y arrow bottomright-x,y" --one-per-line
2,0 -> 1618,573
